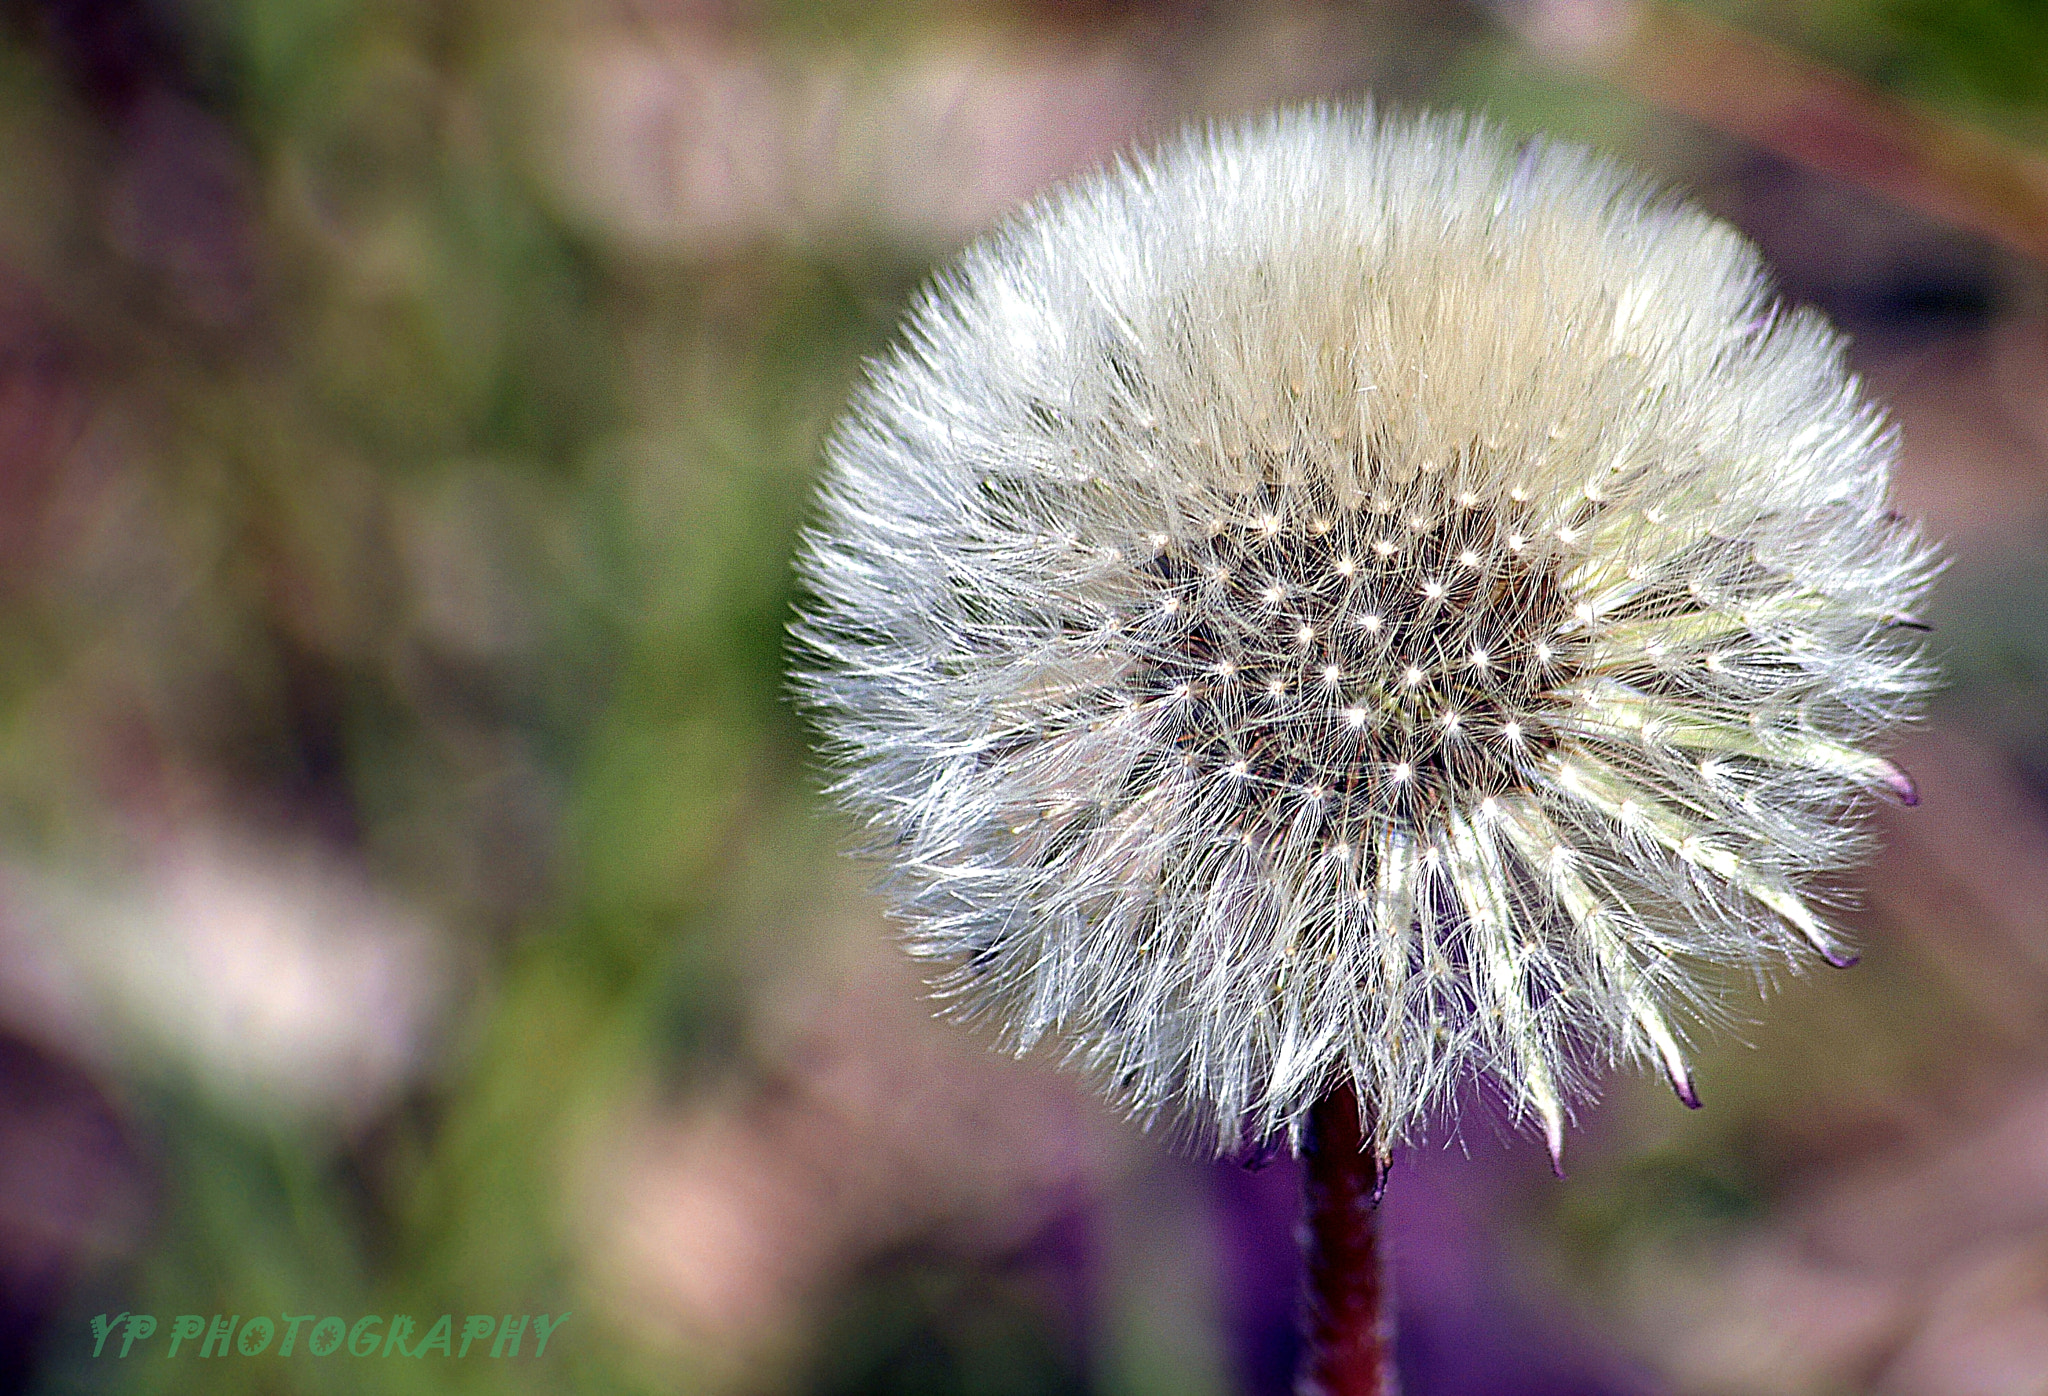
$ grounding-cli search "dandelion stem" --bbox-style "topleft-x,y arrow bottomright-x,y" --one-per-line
1297,1081 -> 1396,1396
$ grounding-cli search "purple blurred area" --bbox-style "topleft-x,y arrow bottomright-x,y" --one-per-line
1216,1141 -> 1659,1396
0,1 -> 2045,1394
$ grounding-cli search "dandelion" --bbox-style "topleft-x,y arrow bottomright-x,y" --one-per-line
792,105 -> 1934,1193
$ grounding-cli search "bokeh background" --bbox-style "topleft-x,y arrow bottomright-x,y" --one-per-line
3,0 -> 2047,1392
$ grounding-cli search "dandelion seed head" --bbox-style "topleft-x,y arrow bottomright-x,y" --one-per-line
792,106 -> 1938,1161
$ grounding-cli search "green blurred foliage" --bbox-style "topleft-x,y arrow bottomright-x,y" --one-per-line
1884,0 -> 2048,115
1685,0 -> 2048,139
0,0 -> 929,1388
803,1263 -> 1091,1396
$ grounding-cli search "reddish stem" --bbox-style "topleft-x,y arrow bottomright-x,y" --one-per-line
1295,1081 -> 1397,1396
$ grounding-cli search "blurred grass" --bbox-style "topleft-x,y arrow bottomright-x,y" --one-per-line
3,2 -> 929,1388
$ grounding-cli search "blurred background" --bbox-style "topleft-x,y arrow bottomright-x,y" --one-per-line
1,0 -> 2046,1392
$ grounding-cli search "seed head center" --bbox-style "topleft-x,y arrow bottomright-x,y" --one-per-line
1126,493 -> 1584,838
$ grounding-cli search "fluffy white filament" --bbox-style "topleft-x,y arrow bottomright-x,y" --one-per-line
792,106 -> 1938,1164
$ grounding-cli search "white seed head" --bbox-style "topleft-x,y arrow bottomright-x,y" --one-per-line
791,107 -> 1938,1162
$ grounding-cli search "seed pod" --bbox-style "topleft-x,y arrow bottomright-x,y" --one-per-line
791,106 -> 1939,1166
